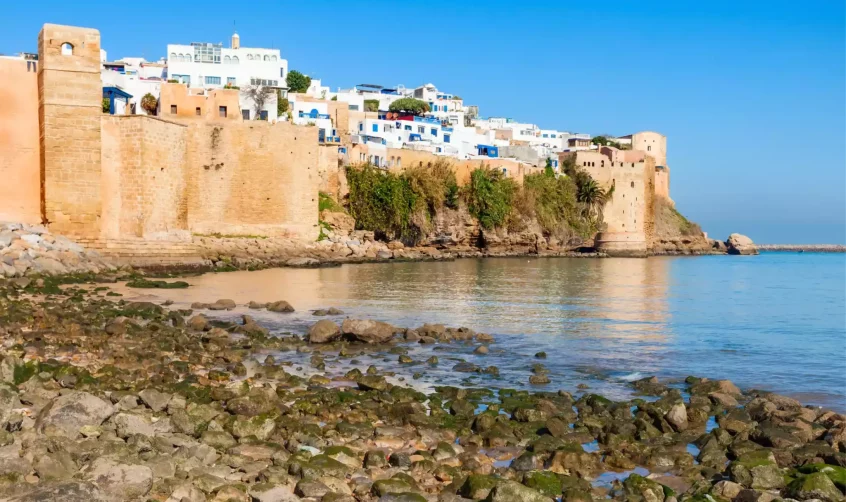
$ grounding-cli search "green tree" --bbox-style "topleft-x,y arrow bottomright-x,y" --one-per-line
388,97 -> 430,116
364,99 -> 379,112
102,97 -> 111,114
140,93 -> 158,115
286,70 -> 311,93
591,136 -> 609,146
277,90 -> 289,116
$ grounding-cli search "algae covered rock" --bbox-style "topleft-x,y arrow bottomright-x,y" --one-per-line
622,473 -> 666,502
787,471 -> 845,502
485,480 -> 549,502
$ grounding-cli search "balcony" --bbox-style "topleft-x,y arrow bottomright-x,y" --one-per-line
413,116 -> 441,125
299,111 -> 330,120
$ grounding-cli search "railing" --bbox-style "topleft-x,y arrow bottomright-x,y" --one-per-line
413,116 -> 441,125
298,111 -> 331,119
319,136 -> 342,144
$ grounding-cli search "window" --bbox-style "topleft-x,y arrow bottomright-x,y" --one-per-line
542,134 -> 548,138
433,105 -> 438,112
404,125 -> 412,131
551,134 -> 556,138
372,124 -> 378,132
170,52 -> 176,60
195,107 -> 201,116
219,106 -> 227,118
170,105 -> 177,114
242,109 -> 250,120
61,43 -> 73,56
271,55 -> 277,61
444,134 -> 451,143
247,54 -> 253,61
396,157 -> 401,168
224,56 -> 231,63
349,105 -> 359,111
227,77 -> 236,86
260,110 -> 268,120
359,123 -> 364,132
444,105 -> 448,112
264,55 -> 270,61
205,76 -> 221,85
418,126 -> 424,133
631,181 -> 635,188
431,128 -> 437,136
601,160 -> 605,167
647,145 -> 651,151
232,56 -> 239,63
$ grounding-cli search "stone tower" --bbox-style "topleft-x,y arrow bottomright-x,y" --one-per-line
38,24 -> 102,237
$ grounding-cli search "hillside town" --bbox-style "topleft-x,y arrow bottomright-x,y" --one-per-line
5,30 -> 639,170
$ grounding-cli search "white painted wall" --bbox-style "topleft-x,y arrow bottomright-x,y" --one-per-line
166,41 -> 288,90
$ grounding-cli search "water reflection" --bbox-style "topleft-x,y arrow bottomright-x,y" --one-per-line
112,254 -> 846,410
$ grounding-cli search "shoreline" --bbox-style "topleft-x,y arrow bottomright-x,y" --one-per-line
0,275 -> 844,502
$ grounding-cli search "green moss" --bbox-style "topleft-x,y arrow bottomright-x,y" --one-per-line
13,360 -> 39,385
797,464 -> 846,491
126,279 -> 189,289
523,470 -> 563,497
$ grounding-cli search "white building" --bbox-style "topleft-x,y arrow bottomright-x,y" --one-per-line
101,57 -> 166,115
412,83 -> 465,125
166,33 -> 288,91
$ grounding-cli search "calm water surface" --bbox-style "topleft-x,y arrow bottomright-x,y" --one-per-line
122,253 -> 846,410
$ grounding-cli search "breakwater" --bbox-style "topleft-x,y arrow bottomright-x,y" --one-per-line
758,244 -> 846,252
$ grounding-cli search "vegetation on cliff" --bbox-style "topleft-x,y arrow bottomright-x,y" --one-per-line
344,159 -> 610,246
654,197 -> 702,238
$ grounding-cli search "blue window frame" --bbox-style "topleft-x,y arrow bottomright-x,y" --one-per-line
542,134 -> 548,138
444,105 -> 448,112
205,76 -> 221,85
444,134 -> 451,143
359,123 -> 364,132
551,134 -> 557,138
430,128 -> 437,136
372,124 -> 378,132
404,125 -> 412,131
418,126 -> 425,133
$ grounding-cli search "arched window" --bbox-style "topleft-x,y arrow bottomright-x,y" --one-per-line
194,54 -> 200,62
61,43 -> 73,56
246,54 -> 253,61
271,55 -> 277,61
263,55 -> 270,61
224,55 -> 231,63
232,56 -> 239,63
170,52 -> 176,60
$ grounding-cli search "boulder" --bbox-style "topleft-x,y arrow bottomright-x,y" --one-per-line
35,391 -> 115,438
486,480 -> 549,502
267,300 -> 295,313
341,319 -> 396,344
321,210 -> 356,236
82,457 -> 154,500
2,481 -> 112,502
308,320 -> 341,344
726,233 -> 759,255
787,472 -> 845,502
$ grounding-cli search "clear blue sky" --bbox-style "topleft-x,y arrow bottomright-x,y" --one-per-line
3,0 -> 844,243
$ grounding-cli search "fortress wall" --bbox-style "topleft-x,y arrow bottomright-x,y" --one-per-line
0,58 -> 41,223
185,121 -> 319,240
100,115 -> 190,240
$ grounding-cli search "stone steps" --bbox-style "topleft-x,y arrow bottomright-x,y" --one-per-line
74,239 -> 206,266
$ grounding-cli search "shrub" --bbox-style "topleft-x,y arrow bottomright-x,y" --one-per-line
404,159 -> 458,213
102,97 -> 110,113
520,172 -> 595,238
318,191 -> 345,213
140,93 -> 158,115
346,164 -> 420,243
364,99 -> 379,112
464,167 -> 516,229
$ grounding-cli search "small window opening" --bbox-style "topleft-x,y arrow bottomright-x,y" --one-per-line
195,107 -> 201,116
219,106 -> 227,118
170,105 -> 177,114
61,43 -> 73,56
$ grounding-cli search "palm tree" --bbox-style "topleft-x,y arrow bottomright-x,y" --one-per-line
577,179 -> 612,221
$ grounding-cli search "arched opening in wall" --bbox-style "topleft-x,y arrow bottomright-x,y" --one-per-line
61,43 -> 73,55
247,54 -> 253,61
232,56 -> 239,63
224,56 -> 231,63
170,52 -> 176,60
263,55 -> 270,61
631,181 -> 635,188
647,146 -> 652,151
